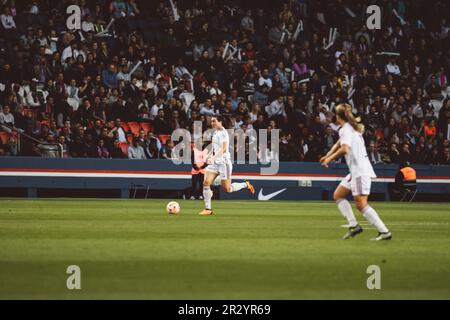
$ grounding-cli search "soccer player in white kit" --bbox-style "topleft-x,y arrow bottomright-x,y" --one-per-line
199,115 -> 255,215
320,104 -> 392,240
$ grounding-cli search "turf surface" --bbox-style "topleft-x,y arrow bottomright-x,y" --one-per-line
0,199 -> 449,299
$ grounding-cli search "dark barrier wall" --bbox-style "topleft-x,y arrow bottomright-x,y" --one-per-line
0,157 -> 449,200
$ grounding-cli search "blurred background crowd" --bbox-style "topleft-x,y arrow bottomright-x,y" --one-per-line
0,0 -> 449,165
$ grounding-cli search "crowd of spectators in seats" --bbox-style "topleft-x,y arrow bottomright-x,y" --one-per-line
0,0 -> 449,165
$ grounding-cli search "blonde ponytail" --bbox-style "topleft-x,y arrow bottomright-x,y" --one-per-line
336,103 -> 365,133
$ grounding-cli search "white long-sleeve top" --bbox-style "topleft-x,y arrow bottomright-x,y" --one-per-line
1,14 -> 16,29
266,99 -> 286,118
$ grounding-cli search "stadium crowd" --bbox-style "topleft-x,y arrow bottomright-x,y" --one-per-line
0,0 -> 449,165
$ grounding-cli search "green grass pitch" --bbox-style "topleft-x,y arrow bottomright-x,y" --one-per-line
0,199 -> 449,299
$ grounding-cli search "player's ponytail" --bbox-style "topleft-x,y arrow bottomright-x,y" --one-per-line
335,103 -> 365,133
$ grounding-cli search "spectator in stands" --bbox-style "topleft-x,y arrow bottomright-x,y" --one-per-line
0,105 -> 14,131
160,139 -> 174,159
0,134 -> 17,156
108,119 -> 127,143
143,131 -> 161,159
150,97 -> 165,121
426,147 -> 441,165
110,139 -> 126,159
368,143 -> 383,165
200,98 -> 216,116
58,135 -> 69,158
442,147 -> 450,165
253,85 -> 269,106
258,69 -> 272,89
152,109 -> 169,135
61,40 -> 80,66
323,126 -> 337,154
83,133 -> 98,158
102,64 -> 118,89
1,6 -> 17,44
266,96 -> 287,121
97,139 -> 110,158
387,143 -> 400,164
424,119 -> 437,138
128,137 -> 145,159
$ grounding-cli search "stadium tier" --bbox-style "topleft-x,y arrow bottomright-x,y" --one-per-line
0,0 -> 448,165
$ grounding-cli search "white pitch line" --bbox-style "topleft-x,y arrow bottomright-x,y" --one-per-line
342,222 -> 448,227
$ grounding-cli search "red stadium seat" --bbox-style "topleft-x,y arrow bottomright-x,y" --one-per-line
127,134 -> 133,144
158,135 -> 171,145
140,122 -> 152,135
128,122 -> 141,136
119,142 -> 129,156
375,129 -> 384,140
0,131 -> 9,145
120,122 -> 130,133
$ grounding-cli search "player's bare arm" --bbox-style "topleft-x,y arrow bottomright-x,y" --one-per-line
321,144 -> 349,168
320,140 -> 341,164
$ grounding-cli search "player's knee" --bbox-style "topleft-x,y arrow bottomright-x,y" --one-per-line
222,185 -> 232,193
355,200 -> 367,211
333,191 -> 343,202
203,180 -> 211,187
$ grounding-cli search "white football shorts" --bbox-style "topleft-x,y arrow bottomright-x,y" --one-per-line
339,174 -> 372,196
205,159 -> 233,180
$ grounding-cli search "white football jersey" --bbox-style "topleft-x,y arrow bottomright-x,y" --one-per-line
212,127 -> 230,164
339,123 -> 376,178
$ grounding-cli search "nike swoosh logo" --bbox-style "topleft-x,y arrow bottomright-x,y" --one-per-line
258,188 -> 287,201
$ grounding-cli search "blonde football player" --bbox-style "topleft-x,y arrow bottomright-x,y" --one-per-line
199,115 -> 255,215
320,104 -> 392,240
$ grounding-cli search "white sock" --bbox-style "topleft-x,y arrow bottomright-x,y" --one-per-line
230,182 -> 247,192
203,186 -> 213,210
361,206 -> 389,233
336,199 -> 358,227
